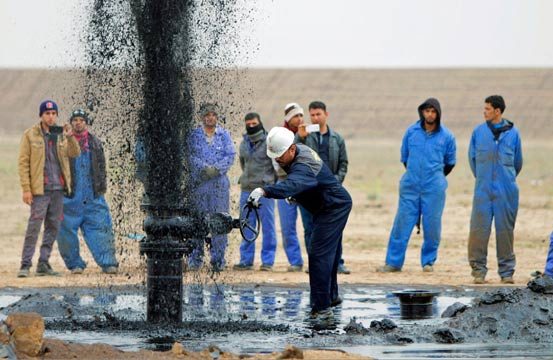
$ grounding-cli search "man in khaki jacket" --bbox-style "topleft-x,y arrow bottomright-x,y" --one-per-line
17,100 -> 80,277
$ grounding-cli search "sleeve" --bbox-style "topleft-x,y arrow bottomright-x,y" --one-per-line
188,132 -> 207,176
97,138 -> 107,184
336,137 -> 348,183
294,133 -> 306,144
444,133 -> 457,166
468,131 -> 477,177
400,129 -> 409,165
514,132 -> 523,176
18,133 -> 31,193
213,131 -> 236,175
238,141 -> 245,171
66,135 -> 81,158
263,163 -> 318,199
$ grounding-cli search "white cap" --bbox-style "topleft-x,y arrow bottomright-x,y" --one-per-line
284,103 -> 304,123
266,127 -> 295,159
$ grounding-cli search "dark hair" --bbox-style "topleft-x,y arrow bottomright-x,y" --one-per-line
244,112 -> 260,122
485,95 -> 506,113
309,101 -> 327,112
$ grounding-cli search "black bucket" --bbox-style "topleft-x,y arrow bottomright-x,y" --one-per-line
392,290 -> 440,319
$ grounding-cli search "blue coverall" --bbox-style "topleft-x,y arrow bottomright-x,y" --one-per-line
239,191 -> 278,266
57,148 -> 118,271
188,126 -> 235,268
545,232 -> 553,277
263,144 -> 352,312
385,99 -> 456,270
468,120 -> 522,278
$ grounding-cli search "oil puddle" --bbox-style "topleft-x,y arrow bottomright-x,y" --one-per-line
1,285 -> 474,354
4,285 -> 552,358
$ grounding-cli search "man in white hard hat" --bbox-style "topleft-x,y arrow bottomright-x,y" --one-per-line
248,127 -> 352,328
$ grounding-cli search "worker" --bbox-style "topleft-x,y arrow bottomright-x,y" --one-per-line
57,109 -> 118,275
248,127 -> 352,327
188,103 -> 235,271
378,98 -> 456,273
296,100 -> 350,274
18,100 -> 81,277
468,95 -> 523,284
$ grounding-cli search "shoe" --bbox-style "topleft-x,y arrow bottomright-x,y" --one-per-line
102,266 -> 118,275
36,262 -> 60,276
501,276 -> 514,284
308,308 -> 336,330
473,276 -> 486,284
376,265 -> 401,273
422,265 -> 434,272
71,267 -> 84,275
287,265 -> 303,272
338,264 -> 351,274
232,263 -> 253,271
17,267 -> 30,278
330,296 -> 343,307
259,264 -> 273,272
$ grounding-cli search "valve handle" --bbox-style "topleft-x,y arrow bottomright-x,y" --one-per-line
239,202 -> 261,243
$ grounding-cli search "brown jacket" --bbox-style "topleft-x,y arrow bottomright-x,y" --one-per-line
18,123 -> 81,195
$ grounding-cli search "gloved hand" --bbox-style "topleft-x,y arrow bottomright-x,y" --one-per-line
248,188 -> 265,207
285,197 -> 297,205
201,166 -> 220,181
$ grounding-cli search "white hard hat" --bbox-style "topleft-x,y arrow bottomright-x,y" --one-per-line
266,127 -> 295,159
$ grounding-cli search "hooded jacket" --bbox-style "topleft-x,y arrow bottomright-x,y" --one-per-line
400,98 -> 457,185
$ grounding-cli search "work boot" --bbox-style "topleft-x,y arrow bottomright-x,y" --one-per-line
500,276 -> 514,284
338,264 -> 351,274
17,267 -> 30,278
259,264 -> 273,272
36,262 -> 60,276
308,308 -> 336,330
232,263 -> 253,271
422,265 -> 434,273
473,276 -> 486,284
287,265 -> 303,272
102,266 -> 118,275
330,296 -> 343,307
376,264 -> 401,273
71,267 -> 84,275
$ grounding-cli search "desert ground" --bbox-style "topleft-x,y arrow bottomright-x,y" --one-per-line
1,69 -> 553,288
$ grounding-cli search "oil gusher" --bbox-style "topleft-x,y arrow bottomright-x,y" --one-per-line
130,0 -> 259,323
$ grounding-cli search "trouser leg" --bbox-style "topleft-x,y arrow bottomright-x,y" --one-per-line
21,194 -> 51,268
468,193 -> 493,278
420,189 -> 446,267
38,190 -> 64,264
385,187 -> 420,269
493,195 -> 518,278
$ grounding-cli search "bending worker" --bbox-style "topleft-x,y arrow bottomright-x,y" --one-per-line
248,127 -> 352,325
378,98 -> 456,273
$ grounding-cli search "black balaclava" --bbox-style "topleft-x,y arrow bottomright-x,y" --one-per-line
246,122 -> 265,143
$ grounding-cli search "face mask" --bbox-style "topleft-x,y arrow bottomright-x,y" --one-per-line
246,122 -> 264,135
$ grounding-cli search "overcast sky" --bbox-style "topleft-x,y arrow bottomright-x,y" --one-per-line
1,0 -> 552,68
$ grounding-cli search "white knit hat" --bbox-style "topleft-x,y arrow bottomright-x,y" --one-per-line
284,102 -> 304,123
